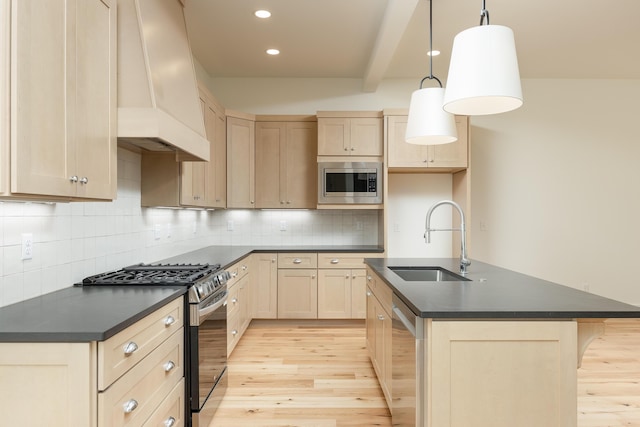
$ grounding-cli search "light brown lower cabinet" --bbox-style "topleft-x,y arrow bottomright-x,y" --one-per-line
317,269 -> 366,319
227,258 -> 252,356
253,253 -> 278,319
278,268 -> 318,319
0,296 -> 184,427
365,269 -> 392,408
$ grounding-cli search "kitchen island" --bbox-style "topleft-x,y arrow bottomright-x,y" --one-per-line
364,257 -> 640,427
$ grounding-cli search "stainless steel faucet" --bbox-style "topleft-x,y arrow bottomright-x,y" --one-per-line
425,200 -> 471,274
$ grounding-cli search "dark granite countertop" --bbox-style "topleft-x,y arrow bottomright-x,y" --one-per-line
0,286 -> 186,342
0,245 -> 382,343
365,258 -> 640,319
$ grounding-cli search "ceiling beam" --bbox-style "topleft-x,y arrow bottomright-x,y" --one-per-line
362,0 -> 420,92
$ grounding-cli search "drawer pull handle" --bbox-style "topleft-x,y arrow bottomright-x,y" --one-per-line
123,342 -> 138,356
293,258 -> 302,264
164,315 -> 176,327
331,259 -> 339,264
164,360 -> 176,372
123,399 -> 138,413
164,417 -> 177,427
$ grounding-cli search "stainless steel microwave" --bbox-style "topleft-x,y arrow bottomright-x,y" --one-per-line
318,162 -> 382,204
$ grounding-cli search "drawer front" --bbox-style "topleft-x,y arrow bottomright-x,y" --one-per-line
99,329 -> 184,427
227,258 -> 250,287
366,270 -> 392,314
227,309 -> 241,356
318,253 -> 381,269
278,253 -> 318,269
227,281 -> 241,317
141,378 -> 185,427
98,297 -> 183,390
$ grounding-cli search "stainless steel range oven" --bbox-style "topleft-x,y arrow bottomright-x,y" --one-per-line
80,263 -> 230,427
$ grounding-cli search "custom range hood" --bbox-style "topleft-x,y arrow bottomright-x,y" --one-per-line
117,0 -> 209,161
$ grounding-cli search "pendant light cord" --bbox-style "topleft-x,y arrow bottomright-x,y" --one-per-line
480,0 -> 490,25
419,0 -> 442,89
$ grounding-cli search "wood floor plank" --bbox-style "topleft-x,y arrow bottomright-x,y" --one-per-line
210,318 -> 640,427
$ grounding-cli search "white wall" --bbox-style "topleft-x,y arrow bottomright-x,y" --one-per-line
470,79 -> 640,305
0,148 -> 378,308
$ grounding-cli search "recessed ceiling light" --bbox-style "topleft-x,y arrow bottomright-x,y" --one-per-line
427,50 -> 441,57
266,48 -> 280,55
255,10 -> 271,18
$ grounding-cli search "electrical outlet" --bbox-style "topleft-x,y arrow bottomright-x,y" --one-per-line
356,221 -> 363,231
153,224 -> 161,240
192,222 -> 197,234
21,233 -> 33,260
227,220 -> 234,231
393,223 -> 400,232
166,223 -> 172,238
280,220 -> 287,231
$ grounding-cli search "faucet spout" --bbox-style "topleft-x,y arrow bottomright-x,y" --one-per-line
424,200 -> 471,274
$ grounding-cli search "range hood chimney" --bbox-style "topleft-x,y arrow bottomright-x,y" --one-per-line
117,0 -> 209,161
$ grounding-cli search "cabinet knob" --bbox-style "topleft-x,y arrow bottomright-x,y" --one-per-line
164,417 -> 177,427
377,314 -> 385,321
311,274 -> 316,279
79,177 -> 88,184
367,275 -> 372,281
330,259 -> 339,264
232,272 -> 237,278
366,291 -> 372,297
123,341 -> 138,356
286,201 -> 291,204
422,159 -> 428,163
232,297 -> 238,304
69,176 -> 78,183
352,275 -> 356,279
163,360 -> 176,372
164,315 -> 176,327
250,200 -> 255,204
242,265 -> 247,271
281,201 -> 285,204
350,147 -> 355,151
123,399 -> 138,414
345,275 -> 350,279
232,329 -> 238,336
344,147 -> 348,151
271,258 -> 276,263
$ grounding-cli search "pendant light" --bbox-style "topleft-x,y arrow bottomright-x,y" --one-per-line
405,0 -> 457,145
443,0 -> 522,116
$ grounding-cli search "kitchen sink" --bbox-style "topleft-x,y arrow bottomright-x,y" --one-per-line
388,266 -> 471,282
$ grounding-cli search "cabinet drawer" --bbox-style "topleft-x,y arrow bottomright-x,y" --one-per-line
366,270 -> 392,314
142,378 -> 185,427
227,281 -> 241,317
98,329 -> 184,427
98,297 -> 183,390
227,309 -> 241,356
318,253 -> 384,269
227,259 -> 250,287
278,253 -> 318,269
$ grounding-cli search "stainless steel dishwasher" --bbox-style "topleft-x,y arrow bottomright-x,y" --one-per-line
392,294 -> 424,427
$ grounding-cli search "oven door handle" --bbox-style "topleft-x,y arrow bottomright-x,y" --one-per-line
197,290 -> 228,323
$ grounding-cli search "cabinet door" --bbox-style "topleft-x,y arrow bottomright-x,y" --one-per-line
227,116 -> 255,208
74,0 -> 116,199
317,117 -> 349,155
10,0 -> 74,197
1,0 -> 8,196
317,269 -> 351,319
277,269 -> 318,319
428,116 -> 468,169
350,117 -> 383,156
387,115 -> 429,168
255,122 -> 284,208
212,107 -> 227,207
284,121 -> 317,208
254,253 -> 278,319
351,269 -> 367,319
366,286 -> 376,359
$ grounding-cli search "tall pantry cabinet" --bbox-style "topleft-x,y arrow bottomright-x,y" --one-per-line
1,0 -> 117,200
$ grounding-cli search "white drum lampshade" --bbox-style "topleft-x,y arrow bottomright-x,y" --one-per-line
443,25 -> 523,116
406,87 -> 458,145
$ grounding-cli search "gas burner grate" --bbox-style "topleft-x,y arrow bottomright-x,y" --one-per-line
81,263 -> 221,286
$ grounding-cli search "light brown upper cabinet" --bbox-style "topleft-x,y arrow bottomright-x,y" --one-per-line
1,0 -> 117,200
255,118 -> 317,209
140,83 -> 226,208
386,114 -> 469,172
317,111 -> 383,157
226,112 -> 256,209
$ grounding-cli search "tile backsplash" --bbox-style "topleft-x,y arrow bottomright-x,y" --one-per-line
0,148 -> 379,308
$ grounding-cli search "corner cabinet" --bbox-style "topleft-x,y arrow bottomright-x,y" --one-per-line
140,83 -> 226,208
255,118 -> 318,209
317,111 -> 383,157
1,0 -> 117,200
386,113 -> 469,172
0,296 -> 185,427
226,111 -> 256,209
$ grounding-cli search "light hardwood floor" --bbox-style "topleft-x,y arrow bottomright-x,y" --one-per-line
210,319 -> 640,427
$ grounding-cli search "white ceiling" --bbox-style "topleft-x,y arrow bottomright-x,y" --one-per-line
184,0 -> 640,92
